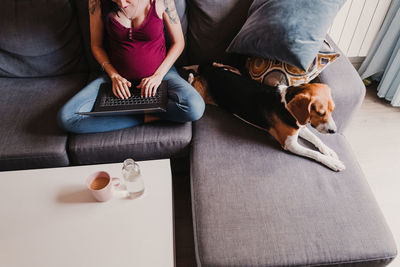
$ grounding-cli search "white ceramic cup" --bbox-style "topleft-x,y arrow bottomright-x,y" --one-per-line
86,171 -> 121,202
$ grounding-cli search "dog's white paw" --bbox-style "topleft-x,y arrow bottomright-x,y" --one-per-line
323,156 -> 346,172
319,145 -> 339,159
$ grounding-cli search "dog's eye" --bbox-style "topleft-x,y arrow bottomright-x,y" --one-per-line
311,105 -> 326,116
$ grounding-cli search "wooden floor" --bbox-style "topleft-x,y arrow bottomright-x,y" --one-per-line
345,85 -> 400,266
172,84 -> 400,266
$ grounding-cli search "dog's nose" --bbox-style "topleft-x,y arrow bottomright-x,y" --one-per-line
328,129 -> 336,134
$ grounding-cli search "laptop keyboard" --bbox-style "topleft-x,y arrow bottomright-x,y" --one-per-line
100,88 -> 164,107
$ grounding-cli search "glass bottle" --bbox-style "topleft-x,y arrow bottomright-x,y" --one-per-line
122,158 -> 144,199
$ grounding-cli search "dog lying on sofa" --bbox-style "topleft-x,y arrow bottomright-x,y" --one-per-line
188,63 -> 345,171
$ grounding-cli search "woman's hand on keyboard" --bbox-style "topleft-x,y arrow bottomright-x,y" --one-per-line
111,74 -> 131,99
137,73 -> 163,98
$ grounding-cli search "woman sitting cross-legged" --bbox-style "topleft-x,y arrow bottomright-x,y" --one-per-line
58,0 -> 205,134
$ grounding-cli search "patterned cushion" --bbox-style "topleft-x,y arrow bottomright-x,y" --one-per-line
246,40 -> 340,86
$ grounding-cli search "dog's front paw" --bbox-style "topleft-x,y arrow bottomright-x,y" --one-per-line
323,157 -> 346,172
319,145 -> 339,159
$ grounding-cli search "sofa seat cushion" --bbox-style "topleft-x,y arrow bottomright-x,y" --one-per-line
0,73 -> 88,171
68,121 -> 192,165
191,106 -> 397,266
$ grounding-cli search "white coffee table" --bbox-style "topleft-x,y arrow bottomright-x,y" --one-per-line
0,159 -> 174,267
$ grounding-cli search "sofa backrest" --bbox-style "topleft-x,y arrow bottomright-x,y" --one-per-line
0,0 -> 250,76
186,0 -> 252,65
0,0 -> 88,78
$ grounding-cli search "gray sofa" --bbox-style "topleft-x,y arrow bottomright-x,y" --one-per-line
0,0 -> 397,266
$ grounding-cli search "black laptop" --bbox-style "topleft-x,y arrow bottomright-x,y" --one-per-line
77,81 -> 168,116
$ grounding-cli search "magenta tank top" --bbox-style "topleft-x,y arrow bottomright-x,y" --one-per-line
106,0 -> 166,81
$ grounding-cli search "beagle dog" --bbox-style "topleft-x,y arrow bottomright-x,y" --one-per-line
198,63 -> 345,171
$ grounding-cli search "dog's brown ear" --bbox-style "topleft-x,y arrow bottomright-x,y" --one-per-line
287,94 -> 312,125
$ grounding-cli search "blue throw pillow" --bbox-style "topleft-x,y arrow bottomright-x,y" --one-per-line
226,0 -> 346,71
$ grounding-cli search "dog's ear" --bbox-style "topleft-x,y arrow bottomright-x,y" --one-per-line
287,94 -> 312,125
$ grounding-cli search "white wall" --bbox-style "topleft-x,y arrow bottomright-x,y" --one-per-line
328,0 -> 393,58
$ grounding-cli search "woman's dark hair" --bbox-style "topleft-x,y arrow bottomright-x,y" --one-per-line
100,0 -> 121,24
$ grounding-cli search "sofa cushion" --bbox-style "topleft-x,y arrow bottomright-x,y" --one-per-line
226,0 -> 345,71
0,0 -> 87,77
246,40 -> 340,87
191,106 -> 397,267
186,0 -> 253,64
68,121 -> 192,165
0,73 -> 88,171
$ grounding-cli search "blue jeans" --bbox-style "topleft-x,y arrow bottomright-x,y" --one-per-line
58,66 -> 205,134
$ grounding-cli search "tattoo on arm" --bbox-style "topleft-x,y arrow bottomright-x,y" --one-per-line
164,0 -> 179,24
89,0 -> 99,15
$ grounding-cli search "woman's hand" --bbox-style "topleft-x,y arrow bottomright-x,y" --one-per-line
137,73 -> 163,98
111,74 -> 131,99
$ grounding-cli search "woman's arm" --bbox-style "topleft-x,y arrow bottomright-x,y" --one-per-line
89,0 -> 132,99
138,0 -> 185,97
157,0 -> 185,76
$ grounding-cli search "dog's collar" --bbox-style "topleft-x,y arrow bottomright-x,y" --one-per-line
233,114 -> 269,132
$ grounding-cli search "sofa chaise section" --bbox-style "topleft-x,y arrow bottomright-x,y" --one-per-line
191,105 -> 397,266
